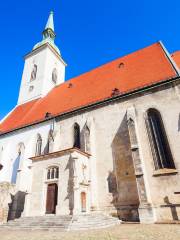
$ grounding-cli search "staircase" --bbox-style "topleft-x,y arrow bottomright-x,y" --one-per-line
0,214 -> 120,231
0,215 -> 72,231
70,214 -> 121,230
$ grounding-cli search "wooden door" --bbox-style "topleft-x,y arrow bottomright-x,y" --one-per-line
46,183 -> 58,214
81,192 -> 86,212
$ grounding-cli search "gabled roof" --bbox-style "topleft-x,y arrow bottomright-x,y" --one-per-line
0,42 -> 179,134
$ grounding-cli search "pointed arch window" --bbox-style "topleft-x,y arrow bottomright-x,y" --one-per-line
52,68 -> 58,84
73,123 -> 81,149
35,134 -> 42,156
146,108 -> 175,170
30,64 -> 37,81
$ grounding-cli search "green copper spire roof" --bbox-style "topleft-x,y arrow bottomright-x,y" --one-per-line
45,11 -> 54,31
33,11 -> 61,55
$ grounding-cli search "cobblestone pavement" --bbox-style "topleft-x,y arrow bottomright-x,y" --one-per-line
0,224 -> 180,240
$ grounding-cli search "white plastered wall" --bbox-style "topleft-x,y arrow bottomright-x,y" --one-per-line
18,45 -> 66,105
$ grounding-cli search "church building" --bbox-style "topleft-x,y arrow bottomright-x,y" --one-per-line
0,12 -> 180,226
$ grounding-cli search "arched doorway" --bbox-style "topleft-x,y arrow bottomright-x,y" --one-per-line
46,183 -> 58,214
81,192 -> 86,212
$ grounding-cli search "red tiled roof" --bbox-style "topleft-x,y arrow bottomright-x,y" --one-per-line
0,42 -> 178,134
0,99 -> 39,133
171,51 -> 180,68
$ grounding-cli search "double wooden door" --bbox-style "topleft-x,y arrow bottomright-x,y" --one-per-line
46,183 -> 58,214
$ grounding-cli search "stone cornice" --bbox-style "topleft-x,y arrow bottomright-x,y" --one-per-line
30,147 -> 91,161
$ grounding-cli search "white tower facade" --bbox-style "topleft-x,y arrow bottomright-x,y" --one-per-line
18,12 -> 66,105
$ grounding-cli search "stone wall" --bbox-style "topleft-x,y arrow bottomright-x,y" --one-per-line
1,81 -> 180,222
0,182 -> 15,224
29,150 -> 90,216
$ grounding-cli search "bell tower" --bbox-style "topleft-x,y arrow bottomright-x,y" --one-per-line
18,11 -> 66,105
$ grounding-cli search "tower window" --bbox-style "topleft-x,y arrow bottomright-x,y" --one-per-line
30,64 -> 37,81
52,68 -> 58,84
29,85 -> 34,92
146,108 -> 175,170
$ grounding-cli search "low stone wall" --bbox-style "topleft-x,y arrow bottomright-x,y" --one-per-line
0,182 -> 15,224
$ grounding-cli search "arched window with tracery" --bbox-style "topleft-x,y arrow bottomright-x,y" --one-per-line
35,134 -> 42,156
146,108 -> 175,170
47,166 -> 59,180
73,123 -> 81,149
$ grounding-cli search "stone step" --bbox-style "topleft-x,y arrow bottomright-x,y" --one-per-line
70,222 -> 119,230
1,222 -> 66,226
5,222 -> 70,226
0,214 -> 121,231
8,220 -> 71,224
14,216 -> 72,220
0,227 -> 67,231
70,220 -> 119,226
11,221 -> 71,224
71,220 -> 118,225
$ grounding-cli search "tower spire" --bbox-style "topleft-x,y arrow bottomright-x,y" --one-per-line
45,11 -> 54,31
42,11 -> 55,42
33,11 -> 61,55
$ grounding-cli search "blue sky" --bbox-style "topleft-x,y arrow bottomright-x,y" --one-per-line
0,0 -> 180,119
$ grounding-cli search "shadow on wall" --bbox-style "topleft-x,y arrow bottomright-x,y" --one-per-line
80,124 -> 90,153
110,113 -> 140,222
178,113 -> 180,132
164,196 -> 179,221
43,142 -> 50,155
43,130 -> 54,155
107,171 -> 118,205
65,155 -> 74,215
11,155 -> 21,184
8,191 -> 26,221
